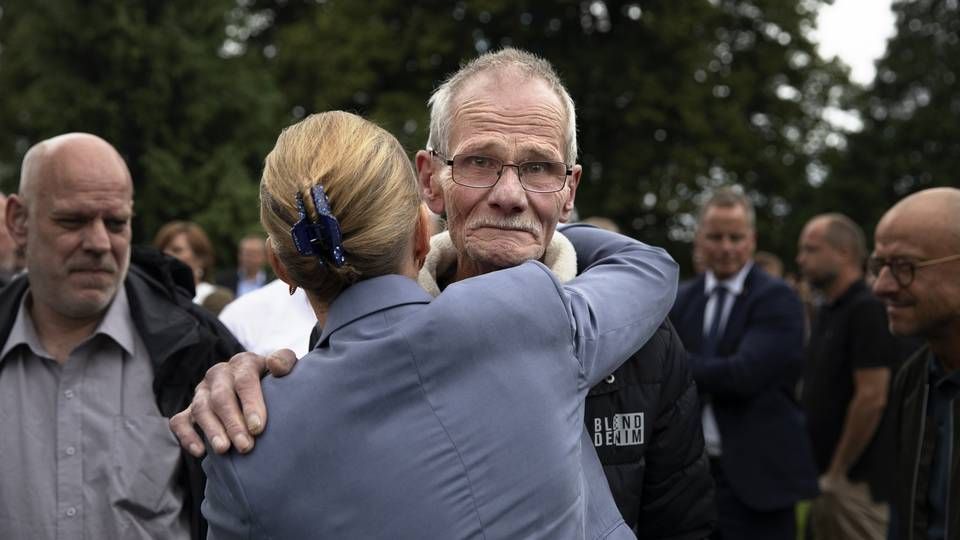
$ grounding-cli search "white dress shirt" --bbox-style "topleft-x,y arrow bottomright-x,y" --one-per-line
701,261 -> 753,456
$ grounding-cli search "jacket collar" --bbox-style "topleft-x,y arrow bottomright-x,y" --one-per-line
124,264 -> 202,370
0,283 -> 138,363
316,274 -> 432,346
123,245 -> 225,371
713,264 -> 765,344
418,230 -> 578,297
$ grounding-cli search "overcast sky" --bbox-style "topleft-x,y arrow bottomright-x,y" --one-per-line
813,0 -> 897,85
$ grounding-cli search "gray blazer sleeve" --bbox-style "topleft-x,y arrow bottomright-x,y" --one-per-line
559,224 -> 679,388
202,449 -> 263,540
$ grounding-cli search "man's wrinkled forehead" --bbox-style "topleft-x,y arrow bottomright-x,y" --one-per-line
40,169 -> 133,208
448,73 -> 566,153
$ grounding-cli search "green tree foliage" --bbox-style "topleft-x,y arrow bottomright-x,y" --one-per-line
0,0 -> 283,268
824,0 -> 960,243
532,0 -> 847,267
234,0 -> 847,271
228,0 -> 490,154
1,0 -> 852,274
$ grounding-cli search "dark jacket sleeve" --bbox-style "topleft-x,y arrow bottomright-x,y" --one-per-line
689,280 -> 805,399
634,321 -> 716,540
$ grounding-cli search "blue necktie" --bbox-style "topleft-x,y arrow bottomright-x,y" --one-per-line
704,286 -> 728,355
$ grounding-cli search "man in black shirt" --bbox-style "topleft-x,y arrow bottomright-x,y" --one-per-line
797,213 -> 900,539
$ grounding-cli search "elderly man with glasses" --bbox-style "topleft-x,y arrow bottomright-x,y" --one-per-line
171,47 -> 715,538
870,187 -> 960,540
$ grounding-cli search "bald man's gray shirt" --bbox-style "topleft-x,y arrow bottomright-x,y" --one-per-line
202,225 -> 676,539
0,285 -> 189,540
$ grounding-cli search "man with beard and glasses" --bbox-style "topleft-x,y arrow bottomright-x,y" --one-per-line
871,188 -> 960,540
171,48 -> 715,539
0,133 -> 242,540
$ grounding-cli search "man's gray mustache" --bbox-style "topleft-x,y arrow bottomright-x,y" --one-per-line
468,217 -> 542,235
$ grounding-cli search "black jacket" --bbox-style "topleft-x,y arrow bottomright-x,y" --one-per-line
0,247 -> 243,540
891,345 -> 960,540
585,318 -> 716,538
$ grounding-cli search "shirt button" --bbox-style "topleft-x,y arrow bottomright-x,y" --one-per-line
605,374 -> 616,384
66,507 -> 77,517
65,446 -> 76,456
64,389 -> 74,399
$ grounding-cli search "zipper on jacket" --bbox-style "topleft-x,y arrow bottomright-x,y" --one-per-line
909,384 -> 929,540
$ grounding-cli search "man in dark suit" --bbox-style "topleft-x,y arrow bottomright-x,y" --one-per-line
670,188 -> 818,539
216,234 -> 270,297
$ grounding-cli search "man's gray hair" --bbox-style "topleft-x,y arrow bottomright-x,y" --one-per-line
697,187 -> 756,229
426,47 -> 578,164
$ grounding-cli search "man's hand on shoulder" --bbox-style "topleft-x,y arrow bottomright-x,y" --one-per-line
169,349 -> 298,457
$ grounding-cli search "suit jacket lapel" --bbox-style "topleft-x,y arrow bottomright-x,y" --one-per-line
715,266 -> 757,354
684,276 -> 710,353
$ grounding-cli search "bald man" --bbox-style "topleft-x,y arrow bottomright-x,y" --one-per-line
871,187 -> 960,540
0,133 -> 242,540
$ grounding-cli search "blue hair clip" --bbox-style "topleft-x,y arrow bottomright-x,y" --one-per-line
290,184 -> 346,267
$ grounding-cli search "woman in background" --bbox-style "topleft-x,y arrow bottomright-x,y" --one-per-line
153,221 -> 231,310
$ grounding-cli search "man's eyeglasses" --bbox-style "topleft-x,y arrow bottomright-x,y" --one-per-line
866,253 -> 960,287
430,150 -> 571,193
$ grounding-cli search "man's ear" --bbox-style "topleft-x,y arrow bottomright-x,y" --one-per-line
6,195 -> 28,249
559,164 -> 582,223
415,150 -> 446,216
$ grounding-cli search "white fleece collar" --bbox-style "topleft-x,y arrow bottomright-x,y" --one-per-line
417,230 -> 578,297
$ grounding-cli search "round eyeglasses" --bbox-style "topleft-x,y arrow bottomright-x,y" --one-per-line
430,150 -> 571,193
867,253 -> 960,288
